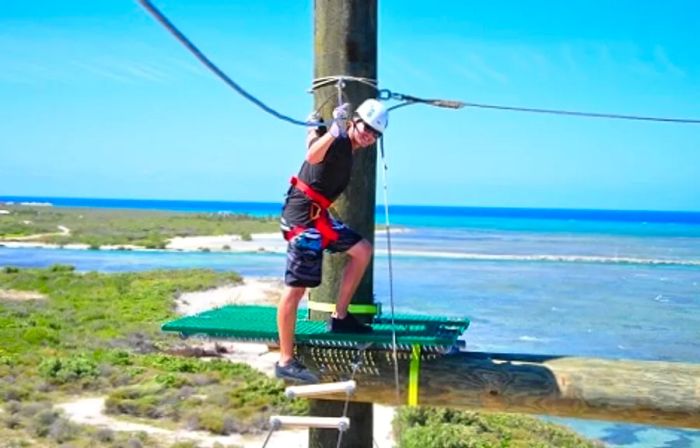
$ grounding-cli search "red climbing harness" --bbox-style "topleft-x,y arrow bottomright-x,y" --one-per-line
283,176 -> 339,248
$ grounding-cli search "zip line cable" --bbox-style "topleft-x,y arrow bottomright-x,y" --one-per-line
137,0 -> 700,126
382,91 -> 700,124
458,101 -> 700,123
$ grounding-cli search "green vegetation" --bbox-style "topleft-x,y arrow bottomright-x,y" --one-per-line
0,266 -> 600,447
0,205 -> 279,248
394,407 -> 603,448
0,267 -> 304,447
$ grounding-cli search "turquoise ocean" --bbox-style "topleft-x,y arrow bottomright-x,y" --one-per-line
1,196 -> 699,447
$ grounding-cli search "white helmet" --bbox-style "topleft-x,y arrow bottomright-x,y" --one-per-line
355,99 -> 388,135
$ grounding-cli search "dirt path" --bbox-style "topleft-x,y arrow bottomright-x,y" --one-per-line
56,397 -> 308,448
0,289 -> 46,301
2,224 -> 70,241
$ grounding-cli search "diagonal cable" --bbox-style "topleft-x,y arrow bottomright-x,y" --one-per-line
137,0 -> 312,126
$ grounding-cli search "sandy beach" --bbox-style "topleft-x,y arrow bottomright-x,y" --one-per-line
0,232 -> 289,253
167,232 -> 288,253
0,227 -> 409,254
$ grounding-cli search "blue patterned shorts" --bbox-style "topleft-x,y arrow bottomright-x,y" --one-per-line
281,217 -> 363,287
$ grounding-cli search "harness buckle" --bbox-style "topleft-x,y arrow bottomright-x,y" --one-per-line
309,203 -> 322,221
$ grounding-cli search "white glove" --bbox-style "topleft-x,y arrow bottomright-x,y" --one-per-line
329,102 -> 350,138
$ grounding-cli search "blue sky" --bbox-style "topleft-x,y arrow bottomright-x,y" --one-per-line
1,1 -> 699,211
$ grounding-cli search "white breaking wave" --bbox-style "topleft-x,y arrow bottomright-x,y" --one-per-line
19,201 -> 53,207
518,335 -> 545,342
376,249 -> 700,267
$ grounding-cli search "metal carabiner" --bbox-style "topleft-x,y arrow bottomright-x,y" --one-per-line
377,89 -> 393,101
336,78 -> 346,106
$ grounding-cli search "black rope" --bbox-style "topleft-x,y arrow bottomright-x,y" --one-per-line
137,0 -> 311,126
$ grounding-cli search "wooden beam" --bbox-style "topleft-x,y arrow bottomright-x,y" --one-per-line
298,348 -> 700,429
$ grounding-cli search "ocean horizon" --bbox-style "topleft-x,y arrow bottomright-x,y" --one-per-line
2,194 -> 700,222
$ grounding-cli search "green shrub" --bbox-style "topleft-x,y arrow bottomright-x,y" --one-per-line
3,386 -> 32,402
144,240 -> 167,250
39,355 -> 99,384
19,402 -> 49,418
105,383 -> 168,418
47,417 -> 79,443
106,394 -> 161,418
23,327 -> 59,345
169,441 -> 200,448
32,409 -> 61,437
395,407 -> 602,448
0,355 -> 18,366
49,264 -> 75,273
155,373 -> 189,388
105,350 -> 133,366
94,428 -> 115,443
399,423 -> 479,448
1,413 -> 22,429
196,409 -> 226,434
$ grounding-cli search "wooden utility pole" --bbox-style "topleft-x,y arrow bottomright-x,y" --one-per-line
297,348 -> 700,430
309,1 -> 378,447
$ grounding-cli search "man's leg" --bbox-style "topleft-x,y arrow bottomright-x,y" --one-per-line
277,285 -> 306,366
332,238 -> 372,319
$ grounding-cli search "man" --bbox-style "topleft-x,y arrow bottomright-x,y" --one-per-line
275,98 -> 389,383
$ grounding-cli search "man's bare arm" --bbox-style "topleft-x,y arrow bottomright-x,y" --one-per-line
305,131 -> 336,165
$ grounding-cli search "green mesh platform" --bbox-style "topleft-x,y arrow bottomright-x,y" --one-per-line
162,305 -> 469,352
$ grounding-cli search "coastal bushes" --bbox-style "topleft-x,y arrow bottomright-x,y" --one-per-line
0,266 -> 298,446
39,355 -> 100,384
0,266 -> 601,447
104,355 -> 307,434
0,204 -> 279,247
394,406 -> 603,448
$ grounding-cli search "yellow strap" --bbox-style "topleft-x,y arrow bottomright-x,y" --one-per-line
307,301 -> 380,315
408,344 -> 421,406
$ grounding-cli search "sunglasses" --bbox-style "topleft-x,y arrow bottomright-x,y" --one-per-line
357,120 -> 381,139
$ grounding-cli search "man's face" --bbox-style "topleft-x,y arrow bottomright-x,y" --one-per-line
352,120 -> 380,147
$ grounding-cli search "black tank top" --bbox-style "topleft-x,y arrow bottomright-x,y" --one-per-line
282,136 -> 353,226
